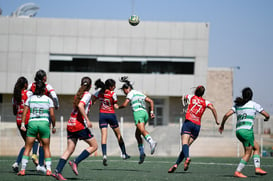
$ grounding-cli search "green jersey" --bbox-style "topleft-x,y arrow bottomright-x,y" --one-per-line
232,100 -> 263,130
126,90 -> 147,112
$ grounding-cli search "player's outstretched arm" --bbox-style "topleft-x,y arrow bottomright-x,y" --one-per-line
261,110 -> 270,121
118,99 -> 130,109
219,109 -> 234,134
208,104 -> 219,125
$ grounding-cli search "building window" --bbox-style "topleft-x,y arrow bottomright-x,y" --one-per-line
49,55 -> 195,74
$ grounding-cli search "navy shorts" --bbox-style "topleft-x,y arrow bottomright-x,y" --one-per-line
67,128 -> 94,140
99,113 -> 119,129
181,120 -> 200,140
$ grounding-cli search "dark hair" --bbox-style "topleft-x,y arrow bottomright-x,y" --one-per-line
119,76 -> 133,90
34,81 -> 46,96
13,76 -> 28,104
95,78 -> 116,94
234,87 -> 253,106
73,77 -> 92,108
194,85 -> 205,97
34,69 -> 46,82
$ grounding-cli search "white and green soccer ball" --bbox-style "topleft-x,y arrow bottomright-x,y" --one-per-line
128,15 -> 140,26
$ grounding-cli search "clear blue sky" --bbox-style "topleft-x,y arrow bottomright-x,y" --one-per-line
1,0 -> 273,113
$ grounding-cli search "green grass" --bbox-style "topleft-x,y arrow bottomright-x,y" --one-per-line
1,156 -> 273,181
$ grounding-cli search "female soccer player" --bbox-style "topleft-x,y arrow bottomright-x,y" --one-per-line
118,76 -> 157,164
52,77 -> 98,180
168,85 -> 219,173
28,69 -> 60,172
28,69 -> 59,109
11,77 -> 39,172
92,78 -> 130,166
17,81 -> 56,176
219,87 -> 270,178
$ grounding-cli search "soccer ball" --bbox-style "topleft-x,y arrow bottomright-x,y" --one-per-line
128,15 -> 140,26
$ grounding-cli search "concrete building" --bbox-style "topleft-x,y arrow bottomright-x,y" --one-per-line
0,17 -> 216,125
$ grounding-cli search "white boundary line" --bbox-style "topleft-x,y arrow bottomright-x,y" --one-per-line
1,159 -> 273,167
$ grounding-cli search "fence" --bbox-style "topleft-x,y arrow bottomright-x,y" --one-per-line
1,113 -> 272,157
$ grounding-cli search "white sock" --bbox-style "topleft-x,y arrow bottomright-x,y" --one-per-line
253,155 -> 261,168
45,160 -> 51,171
21,158 -> 28,170
236,159 -> 247,172
145,135 -> 154,146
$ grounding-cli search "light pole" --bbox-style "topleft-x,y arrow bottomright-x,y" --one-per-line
231,66 -> 240,157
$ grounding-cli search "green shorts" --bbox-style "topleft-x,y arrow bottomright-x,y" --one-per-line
133,110 -> 149,125
27,120 -> 50,139
236,129 -> 254,147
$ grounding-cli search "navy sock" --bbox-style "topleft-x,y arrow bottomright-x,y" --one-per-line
32,141 -> 39,154
101,144 -> 107,156
55,158 -> 67,173
182,144 -> 189,158
39,146 -> 45,166
138,144 -> 145,155
175,150 -> 185,165
119,142 -> 126,155
75,149 -> 90,165
16,147 -> 25,164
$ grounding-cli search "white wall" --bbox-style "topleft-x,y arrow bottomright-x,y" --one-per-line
0,17 -> 209,96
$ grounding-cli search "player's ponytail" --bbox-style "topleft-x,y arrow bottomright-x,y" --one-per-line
34,81 -> 46,96
95,79 -> 106,94
13,76 -> 28,104
73,77 -> 92,108
235,87 -> 253,106
120,76 -> 133,90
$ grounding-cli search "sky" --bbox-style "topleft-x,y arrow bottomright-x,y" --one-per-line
1,0 -> 273,113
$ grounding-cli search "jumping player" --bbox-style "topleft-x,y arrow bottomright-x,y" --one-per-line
92,78 -> 130,166
118,76 -> 157,164
168,85 -> 219,173
17,81 -> 56,176
11,77 -> 39,172
219,87 -> 270,178
52,77 -> 98,180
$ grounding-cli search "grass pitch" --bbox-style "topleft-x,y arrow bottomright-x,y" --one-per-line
1,156 -> 273,181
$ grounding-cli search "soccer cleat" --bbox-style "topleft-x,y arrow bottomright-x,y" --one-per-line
52,172 -> 67,180
150,142 -> 157,155
46,170 -> 52,176
184,158 -> 191,171
255,168 -> 267,175
122,154 -> 131,160
12,162 -> 19,172
17,170 -> 25,176
234,171 -> 247,178
69,161 -> 78,175
168,164 -> 178,173
138,153 -> 146,164
31,154 -> 39,166
103,155 -> 108,166
36,165 -> 47,174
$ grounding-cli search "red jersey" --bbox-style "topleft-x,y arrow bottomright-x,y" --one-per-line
67,92 -> 92,132
13,89 -> 30,126
93,90 -> 117,114
185,94 -> 211,125
28,82 -> 59,108
29,82 -> 50,96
